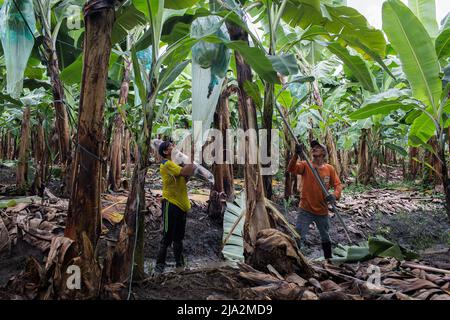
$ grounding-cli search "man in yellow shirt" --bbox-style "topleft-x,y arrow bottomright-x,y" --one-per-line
155,141 -> 196,274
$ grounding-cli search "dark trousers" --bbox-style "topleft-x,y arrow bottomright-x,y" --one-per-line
156,199 -> 187,267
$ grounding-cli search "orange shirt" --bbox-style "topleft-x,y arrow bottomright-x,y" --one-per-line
288,158 -> 343,216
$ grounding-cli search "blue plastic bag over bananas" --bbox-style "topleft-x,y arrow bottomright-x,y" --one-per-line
0,0 -> 36,98
190,15 -> 231,146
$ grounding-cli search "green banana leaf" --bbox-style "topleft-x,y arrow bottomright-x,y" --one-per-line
222,192 -> 245,262
383,0 -> 441,112
0,196 -> 42,209
326,42 -> 376,92
407,0 -> 439,37
332,235 -> 419,263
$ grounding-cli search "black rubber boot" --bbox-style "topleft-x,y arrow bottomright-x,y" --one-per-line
173,241 -> 185,268
321,241 -> 332,260
155,244 -> 169,272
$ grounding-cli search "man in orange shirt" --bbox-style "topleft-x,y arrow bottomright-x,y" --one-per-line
287,140 -> 343,259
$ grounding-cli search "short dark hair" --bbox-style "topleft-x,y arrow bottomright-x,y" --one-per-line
158,141 -> 172,158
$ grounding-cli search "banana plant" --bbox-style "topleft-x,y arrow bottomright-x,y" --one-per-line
32,0 -> 86,187
111,0 -> 205,282
349,0 -> 450,220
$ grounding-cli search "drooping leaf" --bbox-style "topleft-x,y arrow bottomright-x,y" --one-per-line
111,3 -> 147,45
338,34 -> 396,79
267,54 -> 299,76
300,25 -> 329,41
224,41 -> 279,83
162,21 -> 191,44
383,0 -> 441,111
282,0 -> 323,29
326,42 -> 376,92
0,92 -> 21,105
324,5 -> 387,58
384,142 -> 408,157
60,54 -> 83,85
349,99 -> 416,120
158,59 -> 190,91
409,112 -> 436,144
363,88 -> 411,105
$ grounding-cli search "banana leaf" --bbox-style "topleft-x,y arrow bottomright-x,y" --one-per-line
222,192 -> 245,263
332,235 -> 419,263
0,196 -> 42,209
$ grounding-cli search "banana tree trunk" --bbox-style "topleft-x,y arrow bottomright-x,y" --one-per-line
325,129 -> 341,177
438,140 -> 450,222
6,131 -> 13,160
262,82 -> 274,199
0,130 -> 3,159
31,117 -> 46,196
357,129 -> 374,185
101,122 -> 113,193
44,34 -> 72,196
65,1 -> 115,247
208,84 -> 235,222
9,132 -> 14,160
110,88 -> 157,283
227,23 -> 271,261
340,149 -> 350,180
280,104 -> 296,199
284,142 -> 296,199
423,137 -> 440,185
408,147 -> 420,180
124,129 -> 132,180
16,106 -> 31,192
108,63 -> 130,191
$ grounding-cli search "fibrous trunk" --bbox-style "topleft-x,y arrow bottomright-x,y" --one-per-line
44,34 -> 72,196
65,1 -> 115,247
262,82 -> 274,199
16,106 -> 31,192
208,84 -> 235,223
31,117 -> 46,196
108,63 -> 130,191
423,137 -> 440,185
281,105 -> 296,199
109,85 -> 157,284
227,23 -> 270,262
124,129 -> 132,180
357,129 -> 374,185
438,140 -> 450,222
408,147 -> 420,180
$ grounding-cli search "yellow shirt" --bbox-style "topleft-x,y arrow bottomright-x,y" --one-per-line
160,159 -> 191,212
